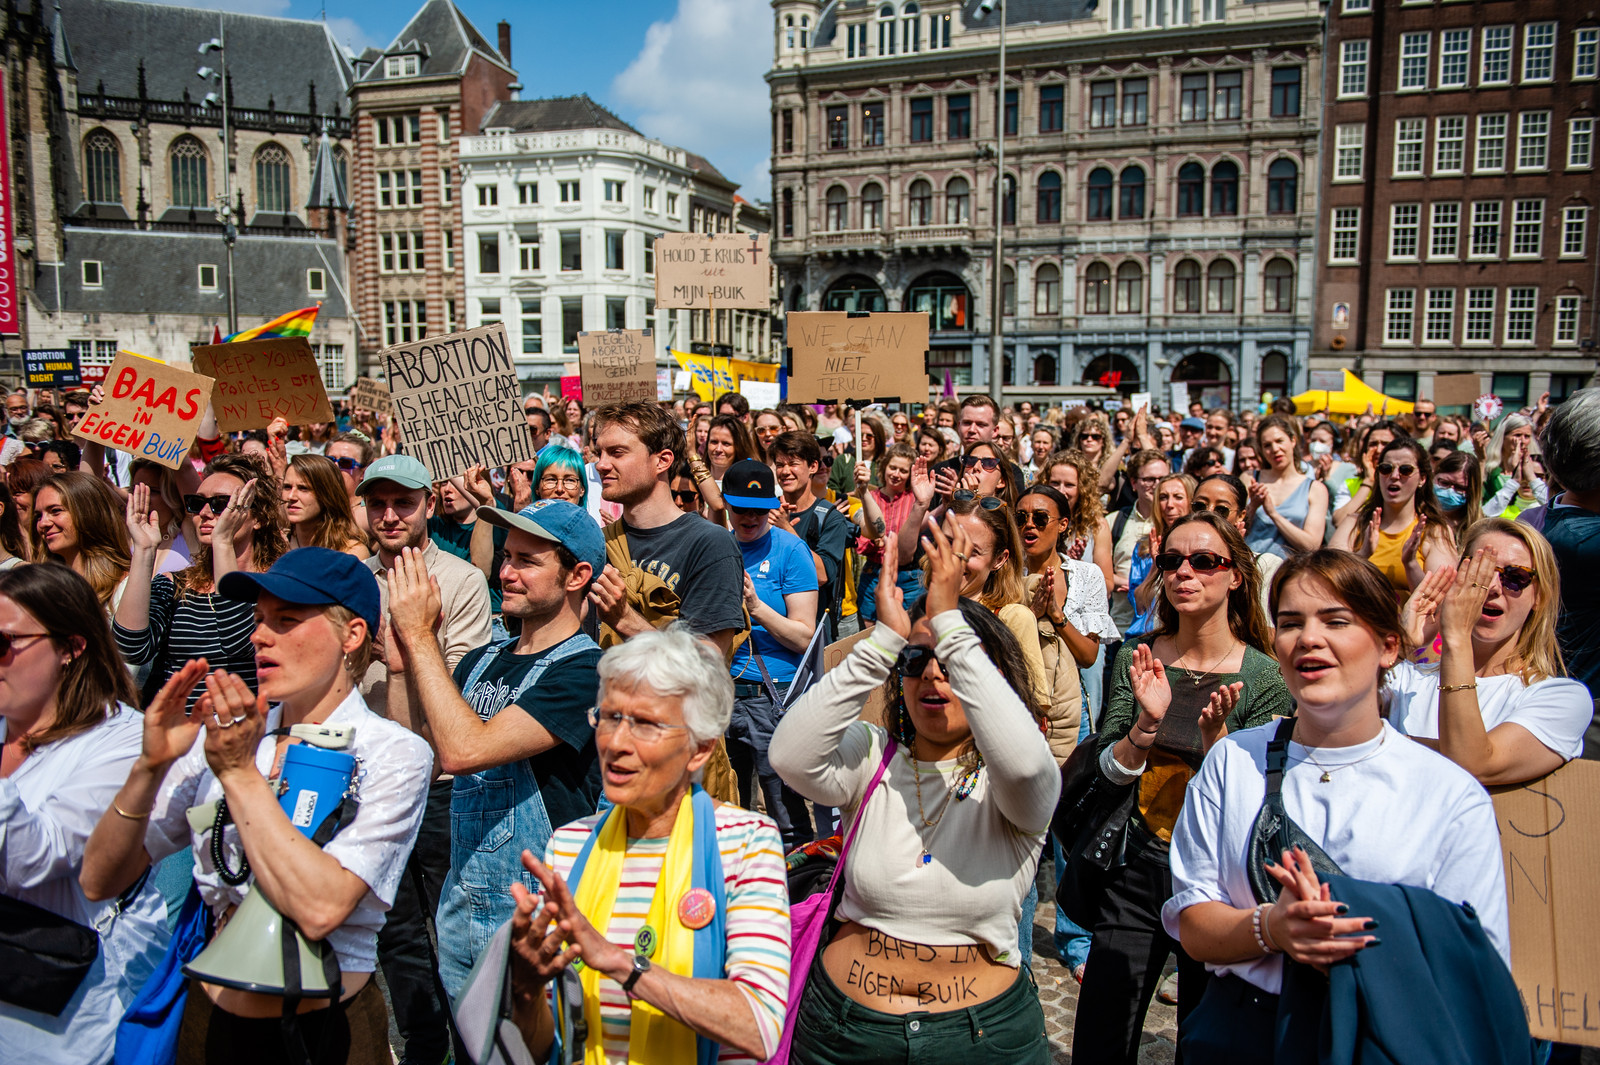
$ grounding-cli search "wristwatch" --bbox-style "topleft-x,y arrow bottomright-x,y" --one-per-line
621,954 -> 651,997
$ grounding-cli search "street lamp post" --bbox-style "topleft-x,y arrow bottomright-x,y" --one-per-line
983,0 -> 1006,403
199,19 -> 238,335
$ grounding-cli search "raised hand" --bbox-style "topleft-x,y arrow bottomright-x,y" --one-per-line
1400,564 -> 1455,650
1128,643 -> 1172,726
1401,515 -> 1429,588
198,669 -> 269,784
210,478 -> 258,545
125,482 -> 165,553
1438,546 -> 1496,647
462,464 -> 497,507
1358,512 -> 1381,559
1067,536 -> 1087,561
137,659 -> 209,771
932,464 -> 960,499
875,524 -> 912,638
1198,681 -> 1243,754
852,460 -> 872,498
909,458 -> 934,507
386,546 -> 444,649
920,516 -> 968,618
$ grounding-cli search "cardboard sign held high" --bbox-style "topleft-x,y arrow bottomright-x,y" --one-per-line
349,377 -> 392,417
191,337 -> 335,432
784,311 -> 930,406
72,351 -> 213,469
654,233 -> 769,310
578,329 -> 655,406
380,322 -> 534,481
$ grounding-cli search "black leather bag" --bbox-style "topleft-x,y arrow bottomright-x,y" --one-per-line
0,891 -> 101,1016
1247,717 -> 1346,905
1051,735 -> 1138,929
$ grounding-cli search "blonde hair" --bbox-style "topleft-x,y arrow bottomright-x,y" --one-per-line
1038,448 -> 1105,539
1461,518 -> 1565,684
1148,473 -> 1198,550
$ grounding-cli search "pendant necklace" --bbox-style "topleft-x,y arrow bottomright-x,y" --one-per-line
1177,640 -> 1240,688
908,741 -> 983,869
1298,728 -> 1387,783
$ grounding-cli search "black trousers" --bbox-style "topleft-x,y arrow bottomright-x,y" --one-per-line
1071,836 -> 1209,1065
1179,973 -> 1279,1065
375,778 -> 455,1065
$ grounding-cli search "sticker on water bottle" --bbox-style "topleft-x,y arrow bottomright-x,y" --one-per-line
292,789 -> 318,828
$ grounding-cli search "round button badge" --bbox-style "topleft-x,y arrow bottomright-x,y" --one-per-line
677,887 -> 716,930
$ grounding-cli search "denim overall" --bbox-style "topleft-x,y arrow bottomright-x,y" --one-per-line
434,632 -> 599,1000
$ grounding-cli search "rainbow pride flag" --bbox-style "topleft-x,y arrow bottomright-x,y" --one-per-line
224,304 -> 319,343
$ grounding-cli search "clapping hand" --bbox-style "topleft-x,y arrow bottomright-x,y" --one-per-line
197,668 -> 269,783
874,525 -> 913,638
1438,546 -> 1497,647
1128,643 -> 1172,726
932,465 -> 960,499
1263,847 -> 1377,972
1198,681 -> 1243,754
1401,564 -> 1455,649
137,659 -> 210,771
909,458 -> 935,507
919,516 -> 970,618
210,478 -> 258,544
126,482 -> 165,553
1030,566 -> 1068,626
1249,479 -> 1276,518
1358,512 -> 1381,559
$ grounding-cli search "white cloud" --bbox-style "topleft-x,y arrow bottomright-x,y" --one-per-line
323,15 -> 382,55
610,0 -> 773,204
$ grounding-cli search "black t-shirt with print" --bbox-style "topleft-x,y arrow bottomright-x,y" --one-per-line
621,512 -> 747,638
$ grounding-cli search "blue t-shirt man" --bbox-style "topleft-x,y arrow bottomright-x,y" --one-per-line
730,525 -> 818,685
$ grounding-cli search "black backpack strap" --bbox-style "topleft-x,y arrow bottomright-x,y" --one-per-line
1265,716 -> 1295,792
1111,506 -> 1133,548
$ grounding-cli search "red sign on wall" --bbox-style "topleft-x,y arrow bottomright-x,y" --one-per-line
0,81 -> 18,337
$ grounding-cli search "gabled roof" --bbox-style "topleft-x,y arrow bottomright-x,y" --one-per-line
358,0 -> 514,84
686,151 -> 736,191
479,94 -> 638,135
53,0 -> 351,114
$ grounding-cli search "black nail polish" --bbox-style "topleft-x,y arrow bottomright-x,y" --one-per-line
1335,904 -> 1349,915
1363,920 -> 1379,931
1365,937 -> 1382,948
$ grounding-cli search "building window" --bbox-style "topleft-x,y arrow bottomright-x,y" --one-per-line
1210,161 -> 1238,216
1004,89 -> 1018,135
862,183 -> 884,229
1570,119 -> 1595,169
314,344 -> 346,391
476,184 -> 497,207
1399,33 -> 1430,90
1120,166 -> 1146,219
945,177 -> 970,223
1523,22 -> 1556,82
193,263 -> 215,291
1475,114 -> 1508,172
378,169 -> 423,208
516,181 -> 537,206
169,135 -> 209,208
1083,262 -> 1111,314
827,105 -> 849,149
781,110 -> 794,153
1263,258 -> 1294,313
1034,263 -> 1061,315
877,5 -> 896,55
561,299 -> 583,353
1555,295 -> 1581,345
69,338 -> 117,373
667,192 -> 679,217
1115,262 -> 1144,313
249,144 -> 291,214
1439,29 -> 1471,88
1517,112 -> 1550,170
1505,287 -> 1538,343
1464,287 -> 1496,344
929,11 -> 951,48
84,130 -> 121,205
781,188 -> 794,236
1206,259 -> 1236,312
606,298 -> 627,331
1270,68 -> 1301,117
1343,0 -> 1370,10
909,98 -> 933,142
559,231 -> 582,271
1086,168 -> 1113,221
947,93 -> 971,140
1090,81 -> 1117,128
380,231 -> 426,273
1470,201 -> 1502,258
1481,26 -> 1512,85
443,229 -> 455,271
1000,175 -> 1017,225
307,268 -> 327,296
1170,259 -> 1204,313
908,179 -> 933,225
1511,199 -> 1544,257
1340,40 -> 1369,97
373,112 -> 421,144
1180,73 -> 1209,121
605,230 -> 625,270
1434,116 -> 1465,174
863,102 -> 884,146
1039,85 -> 1064,132
1002,265 -> 1016,316
644,235 -> 654,274
477,235 -> 499,274
383,55 -> 418,78
1424,289 -> 1455,344
1577,28 -> 1600,80
900,4 -> 920,51
1562,206 -> 1589,258
1394,118 -> 1426,175
1213,71 -> 1242,119
1385,289 -> 1416,344
512,299 -> 540,355
824,186 -> 848,230
1330,207 -> 1361,262
1177,162 -> 1204,216
1265,159 -> 1297,214
1430,202 -> 1460,259
1037,172 -> 1062,223
1389,203 -> 1421,260
556,180 -> 578,203
1122,78 -> 1149,126
1335,125 -> 1364,180
382,300 -> 425,346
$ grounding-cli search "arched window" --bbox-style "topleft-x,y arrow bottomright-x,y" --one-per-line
1173,259 -> 1202,312
1119,165 -> 1145,220
1261,351 -> 1289,397
1037,171 -> 1062,223
1002,264 -> 1016,315
1207,259 -> 1237,312
1086,167 -> 1113,221
824,274 -> 888,312
1266,158 -> 1298,215
800,14 -> 810,48
254,143 -> 292,214
1210,160 -> 1239,216
170,135 -> 209,208
1083,262 -> 1111,314
907,179 -> 933,225
1115,262 -> 1144,313
825,185 -> 849,230
1034,351 -> 1059,386
1001,175 -> 1016,225
1177,162 -> 1204,217
861,182 -> 884,229
906,271 -> 970,330
901,1 -> 920,51
84,130 -> 121,205
1263,257 -> 1295,313
1034,262 -> 1061,315
945,176 -> 970,223
878,4 -> 897,55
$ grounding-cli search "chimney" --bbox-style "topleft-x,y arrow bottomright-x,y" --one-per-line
497,20 -> 511,64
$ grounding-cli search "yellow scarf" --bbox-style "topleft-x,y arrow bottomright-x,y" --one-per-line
571,795 -> 701,1065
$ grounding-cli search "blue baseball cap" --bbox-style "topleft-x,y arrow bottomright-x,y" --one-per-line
357,453 -> 432,493
476,500 -> 607,578
1180,416 -> 1206,431
218,546 -> 383,635
721,458 -> 781,510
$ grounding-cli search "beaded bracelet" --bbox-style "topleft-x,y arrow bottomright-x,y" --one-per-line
1252,902 -> 1280,955
1439,682 -> 1478,693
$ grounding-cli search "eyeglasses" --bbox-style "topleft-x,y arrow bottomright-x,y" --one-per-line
540,475 -> 582,490
1154,550 -> 1235,574
1377,463 -> 1418,477
951,492 -> 1004,510
672,489 -> 701,505
183,494 -> 233,515
896,645 -> 945,678
961,455 -> 1001,471
0,631 -> 50,657
588,707 -> 690,744
1466,562 -> 1538,593
1191,500 -> 1234,520
1079,433 -> 1104,442
331,457 -> 365,473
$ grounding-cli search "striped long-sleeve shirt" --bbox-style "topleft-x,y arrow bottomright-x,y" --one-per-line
113,574 -> 259,710
545,804 -> 791,1064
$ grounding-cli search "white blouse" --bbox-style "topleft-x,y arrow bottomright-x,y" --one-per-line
0,706 -> 169,1065
144,687 -> 433,972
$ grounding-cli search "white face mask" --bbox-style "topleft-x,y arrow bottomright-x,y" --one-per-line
1309,441 -> 1332,457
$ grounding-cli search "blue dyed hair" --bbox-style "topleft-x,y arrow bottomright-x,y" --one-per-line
532,445 -> 587,508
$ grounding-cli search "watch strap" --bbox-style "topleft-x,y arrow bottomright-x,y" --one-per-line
621,954 -> 649,996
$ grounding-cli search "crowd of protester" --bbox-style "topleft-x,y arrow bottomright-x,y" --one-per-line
1,376 -> 1597,1065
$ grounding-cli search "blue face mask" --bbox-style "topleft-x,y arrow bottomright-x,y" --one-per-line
1435,485 -> 1466,510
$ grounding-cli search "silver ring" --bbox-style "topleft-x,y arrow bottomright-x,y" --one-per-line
214,715 -> 235,729
231,715 -> 247,725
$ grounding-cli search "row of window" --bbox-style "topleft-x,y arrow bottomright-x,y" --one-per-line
79,259 -> 327,296
1383,287 -> 1581,347
84,131 -> 346,215
1075,258 -> 1297,316
472,229 -> 655,275
1330,202 -> 1589,264
63,337 -> 347,390
468,178 -> 681,216
1337,25 -> 1593,98
1335,114 -> 1592,182
370,108 -> 452,147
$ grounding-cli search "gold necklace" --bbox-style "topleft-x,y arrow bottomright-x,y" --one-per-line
1297,726 -> 1387,783
907,740 -> 982,869
1175,641 -> 1240,688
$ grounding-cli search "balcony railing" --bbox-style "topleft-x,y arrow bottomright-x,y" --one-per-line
895,224 -> 971,246
77,91 -> 351,138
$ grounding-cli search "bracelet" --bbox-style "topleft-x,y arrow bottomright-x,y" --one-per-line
1439,681 -> 1478,693
112,800 -> 151,821
1128,734 -> 1155,752
1252,903 -> 1280,955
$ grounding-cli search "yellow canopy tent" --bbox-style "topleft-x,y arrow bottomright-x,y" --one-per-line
1290,369 -> 1413,418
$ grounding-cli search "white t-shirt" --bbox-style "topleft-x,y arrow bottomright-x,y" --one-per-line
1164,720 -> 1509,994
1386,660 -> 1591,761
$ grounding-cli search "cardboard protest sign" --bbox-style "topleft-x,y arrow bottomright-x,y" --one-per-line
784,312 -> 930,406
823,625 -> 888,728
349,376 -> 391,416
654,232 -> 769,310
1492,759 -> 1600,1046
71,351 -> 213,469
379,323 -> 534,481
1433,372 -> 1482,408
577,330 -> 655,406
191,337 -> 335,432
23,348 -> 81,388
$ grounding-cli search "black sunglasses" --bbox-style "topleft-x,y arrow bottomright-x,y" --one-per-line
0,630 -> 50,657
1191,500 -> 1233,520
331,456 -> 365,473
896,645 -> 944,678
1079,432 -> 1105,441
183,494 -> 232,515
962,455 -> 1001,471
951,492 -> 1004,509
1378,463 -> 1418,477
1017,508 -> 1056,529
672,489 -> 701,505
1155,550 -> 1235,573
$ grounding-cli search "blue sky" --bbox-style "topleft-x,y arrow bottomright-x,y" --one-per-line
158,0 -> 775,195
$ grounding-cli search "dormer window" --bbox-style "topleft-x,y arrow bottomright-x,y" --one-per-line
385,54 -> 419,78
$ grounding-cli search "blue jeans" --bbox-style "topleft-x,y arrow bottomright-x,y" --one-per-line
1081,643 -> 1106,731
1053,839 -> 1092,968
